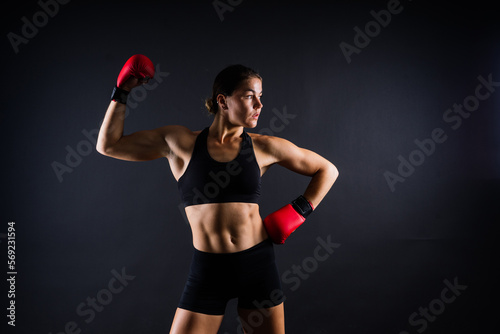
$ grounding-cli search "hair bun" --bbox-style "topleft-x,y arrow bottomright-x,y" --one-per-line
205,97 -> 216,115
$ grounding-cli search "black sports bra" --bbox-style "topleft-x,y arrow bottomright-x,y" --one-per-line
177,127 -> 261,207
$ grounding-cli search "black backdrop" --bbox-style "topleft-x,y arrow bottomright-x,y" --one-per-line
2,0 -> 498,333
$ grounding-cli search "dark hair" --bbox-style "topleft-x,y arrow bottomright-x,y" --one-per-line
205,64 -> 262,115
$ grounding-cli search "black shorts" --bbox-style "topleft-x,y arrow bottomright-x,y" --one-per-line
178,238 -> 284,315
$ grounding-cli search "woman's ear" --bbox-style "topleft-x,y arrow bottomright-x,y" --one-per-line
217,94 -> 228,110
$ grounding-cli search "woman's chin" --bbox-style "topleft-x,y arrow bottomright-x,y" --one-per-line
245,119 -> 259,128
245,123 -> 258,129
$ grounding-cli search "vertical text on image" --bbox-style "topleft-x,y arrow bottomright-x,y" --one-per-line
6,221 -> 17,327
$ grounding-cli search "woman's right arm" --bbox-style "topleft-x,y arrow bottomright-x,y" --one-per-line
96,100 -> 170,161
96,54 -> 173,162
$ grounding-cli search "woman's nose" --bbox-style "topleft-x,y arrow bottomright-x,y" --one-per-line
255,98 -> 263,109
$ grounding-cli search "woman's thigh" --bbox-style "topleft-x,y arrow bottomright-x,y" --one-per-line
169,308 -> 224,334
238,303 -> 285,334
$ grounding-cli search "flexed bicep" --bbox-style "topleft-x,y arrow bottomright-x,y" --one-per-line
100,126 -> 170,161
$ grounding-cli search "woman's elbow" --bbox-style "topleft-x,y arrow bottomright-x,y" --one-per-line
327,161 -> 339,182
96,141 -> 112,156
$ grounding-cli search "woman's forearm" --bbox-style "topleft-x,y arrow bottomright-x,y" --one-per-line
96,101 -> 126,155
303,162 -> 339,209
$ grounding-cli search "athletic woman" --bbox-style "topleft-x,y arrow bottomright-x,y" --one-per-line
96,55 -> 339,334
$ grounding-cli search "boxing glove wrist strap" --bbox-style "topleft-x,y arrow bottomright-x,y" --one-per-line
291,195 -> 313,218
111,86 -> 129,104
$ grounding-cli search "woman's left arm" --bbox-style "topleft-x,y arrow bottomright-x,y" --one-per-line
268,136 -> 339,209
257,135 -> 339,244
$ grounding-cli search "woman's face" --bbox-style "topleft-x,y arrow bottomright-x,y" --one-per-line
221,77 -> 263,128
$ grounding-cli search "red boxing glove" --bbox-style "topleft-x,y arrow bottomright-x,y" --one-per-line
111,54 -> 155,104
264,195 -> 314,244
117,54 -> 155,89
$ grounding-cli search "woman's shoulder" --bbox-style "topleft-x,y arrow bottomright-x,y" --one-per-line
157,125 -> 204,153
247,132 -> 294,153
157,125 -> 202,138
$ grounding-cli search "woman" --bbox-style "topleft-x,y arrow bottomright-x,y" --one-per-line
97,55 -> 338,334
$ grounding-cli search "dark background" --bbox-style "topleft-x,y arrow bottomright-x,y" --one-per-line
2,0 -> 498,333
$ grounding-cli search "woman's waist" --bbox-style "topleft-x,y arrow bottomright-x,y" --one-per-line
185,203 -> 268,253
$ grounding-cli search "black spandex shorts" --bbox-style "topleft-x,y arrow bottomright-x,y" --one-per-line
178,238 -> 284,315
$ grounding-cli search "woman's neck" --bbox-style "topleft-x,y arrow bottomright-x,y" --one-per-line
209,113 -> 244,143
